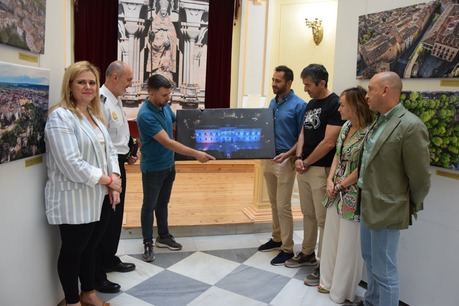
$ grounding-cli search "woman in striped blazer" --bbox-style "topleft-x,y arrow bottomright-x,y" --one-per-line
45,61 -> 121,306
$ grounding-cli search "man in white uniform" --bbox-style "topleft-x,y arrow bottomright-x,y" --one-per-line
95,61 -> 137,293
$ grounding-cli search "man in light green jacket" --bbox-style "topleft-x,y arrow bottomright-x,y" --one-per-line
357,71 -> 430,306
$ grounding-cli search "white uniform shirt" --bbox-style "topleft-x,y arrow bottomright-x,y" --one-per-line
100,85 -> 130,155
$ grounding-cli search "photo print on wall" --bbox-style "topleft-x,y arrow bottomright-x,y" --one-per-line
0,61 -> 49,165
0,0 -> 46,54
401,91 -> 459,171
117,0 -> 209,120
357,0 -> 459,79
175,108 -> 276,160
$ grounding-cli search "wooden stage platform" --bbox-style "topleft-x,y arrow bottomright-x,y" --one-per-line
123,160 -> 302,228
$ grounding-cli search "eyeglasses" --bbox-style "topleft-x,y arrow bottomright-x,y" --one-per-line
74,80 -> 97,87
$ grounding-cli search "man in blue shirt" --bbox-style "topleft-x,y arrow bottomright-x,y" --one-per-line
137,74 -> 215,262
258,65 -> 307,265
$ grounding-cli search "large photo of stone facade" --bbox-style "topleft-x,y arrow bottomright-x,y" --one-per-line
118,0 -> 209,119
0,0 -> 46,54
357,0 -> 459,79
0,61 -> 49,164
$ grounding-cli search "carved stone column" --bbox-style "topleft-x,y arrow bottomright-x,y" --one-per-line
120,0 -> 147,97
237,0 -> 272,109
178,0 -> 208,108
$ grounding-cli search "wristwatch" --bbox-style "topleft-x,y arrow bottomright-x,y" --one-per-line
295,156 -> 303,161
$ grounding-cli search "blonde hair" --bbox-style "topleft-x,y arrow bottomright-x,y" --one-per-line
50,61 -> 105,124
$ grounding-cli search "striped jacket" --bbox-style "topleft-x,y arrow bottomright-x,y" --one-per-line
44,107 -> 120,224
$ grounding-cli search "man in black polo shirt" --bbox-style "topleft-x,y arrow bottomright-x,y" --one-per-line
285,64 -> 344,286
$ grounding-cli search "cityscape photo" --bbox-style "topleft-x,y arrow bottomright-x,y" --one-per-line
357,0 -> 459,79
0,61 -> 49,164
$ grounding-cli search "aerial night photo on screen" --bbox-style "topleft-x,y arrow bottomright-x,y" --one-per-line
176,108 -> 276,160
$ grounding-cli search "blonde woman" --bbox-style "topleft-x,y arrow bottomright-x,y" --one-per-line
45,61 -> 121,306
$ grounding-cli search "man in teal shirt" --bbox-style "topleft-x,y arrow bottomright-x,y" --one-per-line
137,74 -> 214,262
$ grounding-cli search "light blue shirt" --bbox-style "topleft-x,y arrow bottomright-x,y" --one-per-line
358,103 -> 403,188
269,90 -> 306,154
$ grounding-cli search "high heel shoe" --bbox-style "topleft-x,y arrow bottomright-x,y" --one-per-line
80,290 -> 110,306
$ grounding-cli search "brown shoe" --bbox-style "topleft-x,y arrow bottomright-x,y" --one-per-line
80,290 -> 110,306
284,251 -> 318,268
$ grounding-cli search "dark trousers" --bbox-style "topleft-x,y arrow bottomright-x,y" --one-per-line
96,156 -> 127,282
141,166 -> 176,243
58,195 -> 111,304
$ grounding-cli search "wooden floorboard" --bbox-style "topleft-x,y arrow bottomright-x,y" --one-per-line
123,161 -> 256,228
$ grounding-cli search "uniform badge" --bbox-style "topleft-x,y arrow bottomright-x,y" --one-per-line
111,112 -> 118,120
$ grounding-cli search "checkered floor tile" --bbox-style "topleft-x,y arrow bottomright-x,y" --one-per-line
99,234 -> 352,306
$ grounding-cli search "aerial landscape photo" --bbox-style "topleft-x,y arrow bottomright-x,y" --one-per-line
0,61 -> 49,164
357,0 -> 459,79
0,0 -> 46,53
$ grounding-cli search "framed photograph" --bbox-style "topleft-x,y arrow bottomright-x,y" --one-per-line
357,0 -> 459,79
0,0 -> 46,54
118,0 -> 209,119
175,108 -> 276,160
0,61 -> 49,164
401,91 -> 458,171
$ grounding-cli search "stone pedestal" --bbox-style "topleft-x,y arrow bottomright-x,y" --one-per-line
242,160 -> 303,223
242,160 -> 273,222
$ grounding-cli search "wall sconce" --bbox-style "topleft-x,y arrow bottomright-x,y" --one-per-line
305,18 -> 323,45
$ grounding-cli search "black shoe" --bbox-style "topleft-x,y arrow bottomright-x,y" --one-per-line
345,301 -> 364,306
105,262 -> 136,273
143,241 -> 155,262
258,238 -> 282,252
270,251 -> 294,266
156,234 -> 182,251
95,279 -> 121,293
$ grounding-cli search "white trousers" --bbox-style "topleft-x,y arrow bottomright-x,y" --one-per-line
320,206 -> 363,303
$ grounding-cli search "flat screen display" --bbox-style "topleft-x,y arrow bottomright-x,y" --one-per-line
175,108 -> 276,160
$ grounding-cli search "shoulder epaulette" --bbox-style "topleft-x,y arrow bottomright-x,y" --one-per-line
100,94 -> 107,104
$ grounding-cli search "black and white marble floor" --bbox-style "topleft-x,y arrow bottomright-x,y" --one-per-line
99,231 -> 364,306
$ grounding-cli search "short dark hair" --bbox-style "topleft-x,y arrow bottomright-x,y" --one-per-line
274,65 -> 294,82
147,74 -> 172,90
300,64 -> 328,86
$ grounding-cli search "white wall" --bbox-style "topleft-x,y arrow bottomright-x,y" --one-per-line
232,0 -> 338,108
270,0 -> 338,102
398,170 -> 459,306
332,1 -> 459,305
0,1 -> 72,305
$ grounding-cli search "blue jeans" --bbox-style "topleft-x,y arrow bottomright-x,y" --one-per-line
360,219 -> 400,306
141,167 -> 176,243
